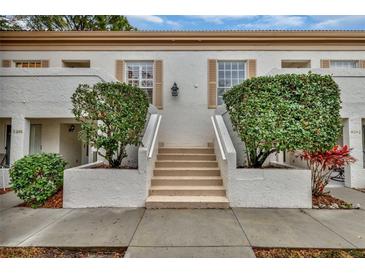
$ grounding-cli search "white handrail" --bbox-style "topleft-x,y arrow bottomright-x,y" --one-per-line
148,115 -> 162,159
211,116 -> 226,161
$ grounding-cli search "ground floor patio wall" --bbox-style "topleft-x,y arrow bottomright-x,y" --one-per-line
63,162 -> 148,208
213,114 -> 312,208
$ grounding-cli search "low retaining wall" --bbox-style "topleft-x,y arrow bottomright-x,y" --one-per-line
228,167 -> 312,208
0,168 -> 10,188
63,113 -> 161,208
63,162 -> 148,208
212,114 -> 312,209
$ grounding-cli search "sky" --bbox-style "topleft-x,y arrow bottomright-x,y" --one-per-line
126,16 -> 365,31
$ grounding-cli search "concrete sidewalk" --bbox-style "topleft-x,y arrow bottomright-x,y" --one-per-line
327,187 -> 365,209
0,191 -> 23,212
1,187 -> 365,257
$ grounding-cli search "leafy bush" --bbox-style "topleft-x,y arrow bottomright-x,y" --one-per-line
223,73 -> 342,168
71,82 -> 149,168
10,153 -> 67,207
300,145 -> 356,196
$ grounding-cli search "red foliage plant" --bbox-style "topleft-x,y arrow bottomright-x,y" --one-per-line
300,145 -> 356,196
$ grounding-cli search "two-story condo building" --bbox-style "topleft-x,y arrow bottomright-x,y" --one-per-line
1,31 -> 365,199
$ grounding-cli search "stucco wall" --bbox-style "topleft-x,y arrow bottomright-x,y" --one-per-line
0,168 -> 10,188
3,51 -> 365,146
63,162 -> 147,208
213,114 -> 312,208
228,168 -> 312,208
0,68 -> 114,118
63,113 -> 162,208
59,123 -> 82,168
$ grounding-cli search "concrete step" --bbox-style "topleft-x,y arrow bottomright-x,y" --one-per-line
155,160 -> 218,168
146,195 -> 230,209
157,153 -> 216,161
154,167 -> 221,177
149,185 -> 226,196
158,147 -> 214,154
151,176 -> 223,186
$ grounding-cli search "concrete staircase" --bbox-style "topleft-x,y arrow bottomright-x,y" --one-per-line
146,146 -> 229,209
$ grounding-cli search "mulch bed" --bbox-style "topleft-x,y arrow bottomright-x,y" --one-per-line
312,194 -> 355,209
0,247 -> 126,258
253,248 -> 365,258
0,188 -> 12,195
18,188 -> 63,208
91,163 -> 137,169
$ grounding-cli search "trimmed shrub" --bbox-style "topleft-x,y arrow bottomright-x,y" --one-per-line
223,73 -> 342,168
10,153 -> 67,207
71,82 -> 149,168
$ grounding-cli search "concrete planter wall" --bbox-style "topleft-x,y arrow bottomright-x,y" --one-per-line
228,168 -> 311,208
63,113 -> 160,208
0,168 -> 10,188
63,162 -> 147,208
213,114 -> 312,209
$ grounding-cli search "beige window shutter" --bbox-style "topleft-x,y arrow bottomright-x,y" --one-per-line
247,59 -> 257,78
2,60 -> 11,67
320,59 -> 330,68
359,60 -> 365,68
208,59 -> 217,109
154,60 -> 163,110
41,60 -> 49,68
115,60 -> 125,82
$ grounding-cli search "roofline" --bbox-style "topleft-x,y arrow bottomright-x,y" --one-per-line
2,30 -> 365,51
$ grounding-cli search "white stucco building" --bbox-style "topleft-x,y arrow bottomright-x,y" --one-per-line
1,30 -> 365,201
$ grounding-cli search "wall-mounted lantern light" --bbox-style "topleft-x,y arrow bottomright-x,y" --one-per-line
171,82 -> 179,97
68,124 -> 75,132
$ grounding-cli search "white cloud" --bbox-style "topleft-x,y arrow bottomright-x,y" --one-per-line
191,15 -> 255,24
238,16 -> 306,29
312,16 -> 365,29
128,15 -> 164,24
166,20 -> 181,27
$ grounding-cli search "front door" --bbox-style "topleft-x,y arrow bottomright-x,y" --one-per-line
29,124 -> 42,154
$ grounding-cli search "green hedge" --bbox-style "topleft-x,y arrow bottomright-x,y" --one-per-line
71,82 -> 149,168
223,73 -> 342,168
10,153 -> 67,207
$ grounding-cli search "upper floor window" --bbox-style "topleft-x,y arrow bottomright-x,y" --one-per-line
62,60 -> 90,68
330,60 -> 359,68
126,61 -> 154,103
281,60 -> 311,68
15,60 -> 42,68
217,61 -> 246,105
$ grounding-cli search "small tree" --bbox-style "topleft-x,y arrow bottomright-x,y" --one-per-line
223,73 -> 342,168
300,145 -> 356,196
71,82 -> 149,168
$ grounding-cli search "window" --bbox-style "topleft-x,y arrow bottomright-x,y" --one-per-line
15,60 -> 42,68
281,60 -> 311,68
217,61 -> 246,105
330,60 -> 359,68
126,61 -> 154,103
62,60 -> 90,68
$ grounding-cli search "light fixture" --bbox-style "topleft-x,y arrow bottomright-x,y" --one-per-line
171,82 -> 179,97
68,124 -> 75,132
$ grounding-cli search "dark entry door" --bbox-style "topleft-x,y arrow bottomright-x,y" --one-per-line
5,125 -> 11,166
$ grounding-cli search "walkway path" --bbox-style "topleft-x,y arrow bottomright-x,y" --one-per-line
327,186 -> 365,209
1,188 -> 365,257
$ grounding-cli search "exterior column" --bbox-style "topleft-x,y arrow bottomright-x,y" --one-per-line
343,117 -> 365,188
10,116 -> 30,164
